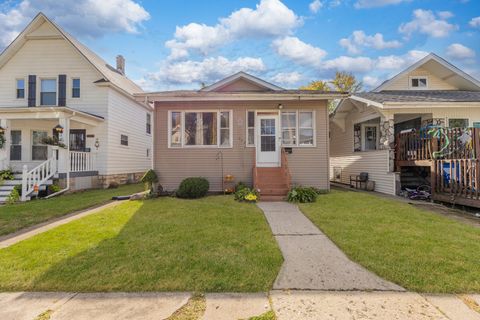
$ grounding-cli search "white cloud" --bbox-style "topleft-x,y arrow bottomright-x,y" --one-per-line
271,72 -> 302,86
322,56 -> 375,73
399,9 -> 458,38
0,0 -> 150,49
309,0 -> 323,13
446,43 -> 476,59
142,56 -> 266,86
470,17 -> 480,28
272,36 -> 327,67
375,50 -> 429,70
437,11 -> 454,19
339,30 -> 401,54
166,0 -> 302,59
329,0 -> 341,7
362,75 -> 381,88
354,0 -> 411,9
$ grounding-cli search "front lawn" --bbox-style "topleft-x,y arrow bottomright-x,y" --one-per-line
300,189 -> 480,293
0,196 -> 282,292
0,184 -> 144,237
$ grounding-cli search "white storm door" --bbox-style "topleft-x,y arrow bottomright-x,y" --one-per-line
256,114 -> 280,167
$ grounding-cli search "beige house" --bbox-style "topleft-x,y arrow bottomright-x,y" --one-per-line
138,72 -> 346,200
330,53 -> 480,195
0,13 -> 153,202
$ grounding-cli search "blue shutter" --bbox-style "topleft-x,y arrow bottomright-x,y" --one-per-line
58,74 -> 67,106
28,75 -> 36,107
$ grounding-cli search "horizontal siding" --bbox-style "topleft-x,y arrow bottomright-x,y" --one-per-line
106,89 -> 152,175
386,67 -> 457,91
330,151 -> 396,195
384,106 -> 480,125
154,100 -> 329,192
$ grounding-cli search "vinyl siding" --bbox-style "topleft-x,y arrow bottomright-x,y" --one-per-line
105,89 -> 152,175
383,106 -> 480,125
385,67 -> 457,91
153,100 -> 329,192
330,107 -> 396,195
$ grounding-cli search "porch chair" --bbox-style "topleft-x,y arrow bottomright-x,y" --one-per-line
350,172 -> 369,190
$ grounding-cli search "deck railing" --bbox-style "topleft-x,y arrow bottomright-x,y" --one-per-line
396,127 -> 480,163
21,157 -> 57,201
70,151 -> 96,172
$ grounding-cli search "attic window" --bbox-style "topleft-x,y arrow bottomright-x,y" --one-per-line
410,77 -> 428,89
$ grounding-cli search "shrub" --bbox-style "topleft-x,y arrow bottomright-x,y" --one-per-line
6,188 -> 20,205
176,177 -> 209,199
141,169 -> 159,191
234,187 -> 259,203
108,182 -> 119,189
48,184 -> 61,194
14,184 -> 22,196
235,181 -> 249,192
287,186 -> 318,203
0,169 -> 14,181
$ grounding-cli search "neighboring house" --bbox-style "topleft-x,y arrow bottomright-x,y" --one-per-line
0,13 -> 152,202
137,72 -> 346,200
330,53 -> 480,196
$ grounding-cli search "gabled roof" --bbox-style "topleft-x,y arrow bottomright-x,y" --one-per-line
0,13 -> 143,95
373,53 -> 480,92
356,90 -> 480,103
200,71 -> 284,92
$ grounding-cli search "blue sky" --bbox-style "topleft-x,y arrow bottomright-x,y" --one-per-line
0,0 -> 479,91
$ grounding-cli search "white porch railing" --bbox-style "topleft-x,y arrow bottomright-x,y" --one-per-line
21,157 -> 57,201
70,151 -> 96,172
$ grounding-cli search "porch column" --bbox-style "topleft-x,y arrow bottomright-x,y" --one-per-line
57,117 -> 70,174
0,119 -> 11,171
379,114 -> 395,172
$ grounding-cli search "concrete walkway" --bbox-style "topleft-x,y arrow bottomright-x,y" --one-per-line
257,202 -> 404,291
0,201 -> 123,249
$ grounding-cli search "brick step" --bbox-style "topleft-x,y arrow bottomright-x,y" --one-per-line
256,183 -> 289,189
259,189 -> 288,195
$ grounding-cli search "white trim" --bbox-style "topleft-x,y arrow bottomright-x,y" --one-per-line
139,92 -> 347,102
256,113 -> 281,167
245,110 -> 256,147
167,110 -> 233,149
280,110 -> 317,148
71,77 -> 81,99
409,76 -> 428,90
353,113 -> 381,125
350,96 -> 384,109
374,53 -> 480,92
201,72 -> 283,92
15,77 -> 26,100
360,123 -> 380,152
39,77 -> 57,106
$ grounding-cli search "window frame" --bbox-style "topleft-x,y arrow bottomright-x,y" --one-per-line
448,118 -> 469,128
246,110 -> 256,147
146,113 -> 152,135
360,123 -> 380,152
16,78 -> 25,99
409,76 -> 428,90
281,110 -> 316,148
10,130 -> 22,161
39,78 -> 57,106
168,110 -> 233,149
281,111 -> 298,147
71,78 -> 81,98
120,134 -> 129,147
31,130 -> 48,161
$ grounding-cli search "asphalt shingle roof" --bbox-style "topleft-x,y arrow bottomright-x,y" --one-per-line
355,90 -> 480,103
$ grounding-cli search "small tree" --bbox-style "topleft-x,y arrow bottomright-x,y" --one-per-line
141,169 -> 158,192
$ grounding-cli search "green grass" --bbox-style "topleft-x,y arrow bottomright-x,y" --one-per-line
0,184 -> 144,236
0,196 -> 282,292
300,189 -> 480,293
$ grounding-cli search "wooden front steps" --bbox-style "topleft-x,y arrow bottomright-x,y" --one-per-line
254,167 -> 290,201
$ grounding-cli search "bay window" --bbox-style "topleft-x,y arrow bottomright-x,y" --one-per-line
169,110 -> 232,148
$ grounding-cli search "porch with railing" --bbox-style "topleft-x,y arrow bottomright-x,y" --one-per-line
70,151 -> 96,172
396,127 -> 480,207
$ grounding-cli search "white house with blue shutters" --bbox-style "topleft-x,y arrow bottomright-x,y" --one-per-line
0,13 -> 153,202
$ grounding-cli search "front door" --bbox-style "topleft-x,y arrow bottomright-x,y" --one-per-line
69,129 -> 86,151
256,114 -> 280,167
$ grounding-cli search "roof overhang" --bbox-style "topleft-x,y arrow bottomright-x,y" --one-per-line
0,107 -> 104,126
135,92 -> 348,103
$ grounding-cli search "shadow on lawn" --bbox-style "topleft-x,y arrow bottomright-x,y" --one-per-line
31,197 -> 282,292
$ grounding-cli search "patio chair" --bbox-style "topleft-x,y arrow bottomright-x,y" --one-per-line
350,172 -> 369,190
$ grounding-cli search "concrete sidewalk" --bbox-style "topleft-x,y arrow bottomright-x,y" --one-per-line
257,202 -> 403,291
1,291 -> 480,320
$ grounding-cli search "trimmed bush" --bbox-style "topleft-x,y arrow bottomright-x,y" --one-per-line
177,177 -> 209,199
287,186 -> 318,203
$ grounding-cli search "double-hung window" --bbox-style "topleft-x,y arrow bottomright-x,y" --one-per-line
169,110 -> 232,148
16,79 -> 25,99
40,79 -> 57,105
280,110 -> 315,147
120,134 -> 129,146
10,130 -> 22,161
247,111 -> 255,146
72,78 -> 80,98
32,131 -> 48,161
